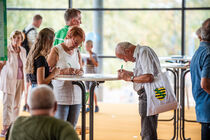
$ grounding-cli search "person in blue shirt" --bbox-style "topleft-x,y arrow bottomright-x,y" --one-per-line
190,18 -> 210,140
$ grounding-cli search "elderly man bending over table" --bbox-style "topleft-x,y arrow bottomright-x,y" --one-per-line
116,42 -> 161,140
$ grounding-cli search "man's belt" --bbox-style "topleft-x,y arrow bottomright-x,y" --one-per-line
137,88 -> 145,95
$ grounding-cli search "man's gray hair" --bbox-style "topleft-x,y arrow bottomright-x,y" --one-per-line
28,85 -> 56,110
196,27 -> 202,38
116,42 -> 133,55
201,18 -> 210,41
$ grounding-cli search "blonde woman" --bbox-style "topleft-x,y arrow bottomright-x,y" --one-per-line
48,26 -> 85,129
25,28 -> 60,88
0,30 -> 26,136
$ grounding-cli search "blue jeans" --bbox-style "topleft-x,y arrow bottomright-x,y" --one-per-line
31,84 -> 37,89
201,123 -> 210,140
55,104 -> 81,129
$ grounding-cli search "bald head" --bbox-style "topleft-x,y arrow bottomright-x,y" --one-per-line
28,85 -> 55,110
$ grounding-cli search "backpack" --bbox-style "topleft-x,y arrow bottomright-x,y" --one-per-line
21,28 -> 35,56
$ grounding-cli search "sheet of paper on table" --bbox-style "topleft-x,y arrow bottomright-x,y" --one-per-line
55,74 -> 119,81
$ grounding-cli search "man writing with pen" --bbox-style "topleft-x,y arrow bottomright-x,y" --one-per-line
115,42 -> 161,140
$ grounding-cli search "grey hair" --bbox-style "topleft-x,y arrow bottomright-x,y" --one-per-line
115,42 -> 133,55
196,27 -> 202,38
28,85 -> 56,110
201,18 -> 210,41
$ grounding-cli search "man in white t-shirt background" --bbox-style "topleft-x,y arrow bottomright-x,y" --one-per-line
24,14 -> 42,50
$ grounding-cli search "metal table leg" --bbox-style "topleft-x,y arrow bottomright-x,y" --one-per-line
89,81 -> 104,140
180,70 -> 191,140
72,81 -> 86,140
89,81 -> 97,140
175,69 -> 179,140
158,69 -> 177,140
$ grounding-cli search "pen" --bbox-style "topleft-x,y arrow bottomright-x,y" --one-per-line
68,63 -> 71,68
120,65 -> 123,72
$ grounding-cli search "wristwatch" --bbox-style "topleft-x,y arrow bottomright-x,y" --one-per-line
130,76 -> 135,82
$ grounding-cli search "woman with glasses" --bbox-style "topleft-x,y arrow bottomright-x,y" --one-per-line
48,26 -> 85,129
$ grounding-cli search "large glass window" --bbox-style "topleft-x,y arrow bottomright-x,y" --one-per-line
5,0 -> 210,104
73,0 -> 93,8
73,0 -> 182,8
7,11 -> 93,40
103,11 -> 181,56
185,10 -> 210,56
104,0 -> 182,8
186,0 -> 210,7
7,0 -> 68,8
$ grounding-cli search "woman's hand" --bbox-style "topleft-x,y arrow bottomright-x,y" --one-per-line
51,67 -> 60,77
75,69 -> 84,76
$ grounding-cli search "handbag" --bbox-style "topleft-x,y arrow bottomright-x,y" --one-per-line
144,71 -> 178,116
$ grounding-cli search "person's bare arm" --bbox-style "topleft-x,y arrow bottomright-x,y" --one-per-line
201,77 -> 210,94
47,47 -> 59,68
89,52 -> 98,67
37,67 -> 59,85
131,74 -> 154,83
75,50 -> 84,75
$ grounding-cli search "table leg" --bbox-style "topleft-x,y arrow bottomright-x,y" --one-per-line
158,69 -> 177,140
72,81 -> 86,140
89,81 -> 104,140
89,82 -> 97,140
180,70 -> 191,140
176,69 -> 180,140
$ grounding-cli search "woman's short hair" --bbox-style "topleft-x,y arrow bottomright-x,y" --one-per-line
65,26 -> 85,41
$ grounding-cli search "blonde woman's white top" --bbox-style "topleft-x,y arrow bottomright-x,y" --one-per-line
52,44 -> 81,105
0,45 -> 27,94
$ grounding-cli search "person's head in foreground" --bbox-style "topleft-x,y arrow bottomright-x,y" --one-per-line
28,85 -> 57,116
62,26 -> 85,52
201,18 -> 210,42
64,8 -> 81,26
7,85 -> 80,140
115,42 -> 136,62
